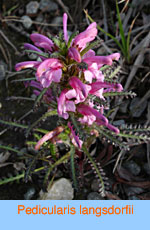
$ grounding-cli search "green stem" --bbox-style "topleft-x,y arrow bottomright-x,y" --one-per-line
116,132 -> 150,141
0,119 -> 54,135
25,50 -> 49,58
70,145 -> 77,189
0,166 -> 46,186
44,152 -> 70,185
0,173 -> 24,185
0,145 -> 22,155
34,88 -> 49,108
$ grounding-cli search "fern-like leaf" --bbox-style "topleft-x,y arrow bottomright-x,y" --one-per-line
43,152 -> 70,186
24,150 -> 42,183
103,91 -> 136,98
0,119 -> 52,135
96,127 -> 129,150
87,159 -> 109,196
0,119 -> 27,130
89,95 -> 109,109
0,172 -> 25,185
70,145 -> 78,190
82,146 -> 107,197
116,132 -> 150,144
120,124 -> 150,133
49,143 -> 58,160
101,61 -> 121,79
0,166 -> 46,186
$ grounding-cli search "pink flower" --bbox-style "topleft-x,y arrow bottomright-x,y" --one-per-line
36,58 -> 63,88
24,43 -> 42,53
77,104 -> 120,133
35,126 -> 64,150
108,53 -> 120,61
105,123 -> 120,134
73,22 -> 97,50
77,104 -> 108,126
95,119 -> 120,134
15,61 -> 40,71
68,122 -> 83,149
83,52 -> 120,68
88,81 -> 122,99
66,77 -> 91,104
63,13 -> 68,43
82,50 -> 104,83
90,81 -> 123,95
78,113 -> 96,125
84,63 -> 104,83
57,89 -> 76,119
30,33 -> 54,52
83,55 -> 113,68
24,43 -> 46,60
68,47 -> 81,63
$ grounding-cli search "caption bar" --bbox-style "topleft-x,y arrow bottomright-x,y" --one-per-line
18,204 -> 134,217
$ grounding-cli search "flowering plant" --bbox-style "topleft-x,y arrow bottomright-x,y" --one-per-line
16,13 -> 122,146
13,13 -> 149,196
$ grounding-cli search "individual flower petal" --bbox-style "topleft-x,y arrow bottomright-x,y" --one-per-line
89,81 -> 123,94
63,13 -> 68,43
84,63 -> 104,83
57,89 -> 76,119
35,126 -> 64,150
68,122 -> 83,149
51,68 -> 62,82
95,118 -> 120,134
92,89 -> 104,99
24,43 -> 42,53
77,104 -> 108,125
83,55 -> 113,68
84,70 -> 93,83
40,73 -> 52,88
83,52 -> 120,69
66,77 -> 91,104
65,101 -> 76,112
108,53 -> 120,61
30,33 -> 54,52
106,123 -> 120,134
24,43 -> 46,60
36,58 -> 62,79
65,89 -> 76,100
39,68 -> 62,88
77,104 -> 119,133
73,22 -> 97,50
15,61 -> 40,71
78,114 -> 96,125
69,77 -> 91,98
68,47 -> 81,63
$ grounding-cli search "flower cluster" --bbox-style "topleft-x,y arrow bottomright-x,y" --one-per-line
15,13 -> 123,150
